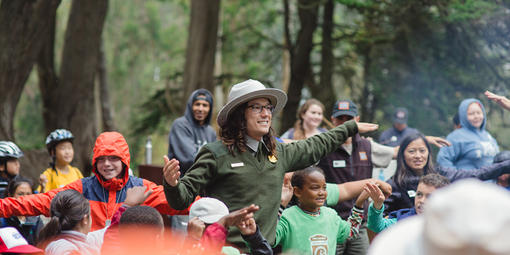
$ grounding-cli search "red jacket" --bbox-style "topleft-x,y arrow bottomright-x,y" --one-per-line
0,132 -> 189,231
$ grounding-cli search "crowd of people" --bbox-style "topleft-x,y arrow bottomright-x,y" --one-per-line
0,81 -> 509,255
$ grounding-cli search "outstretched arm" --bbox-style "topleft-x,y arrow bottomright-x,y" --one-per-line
486,90 -> 510,111
336,179 -> 391,204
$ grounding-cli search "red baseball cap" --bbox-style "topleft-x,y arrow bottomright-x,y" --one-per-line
0,227 -> 42,253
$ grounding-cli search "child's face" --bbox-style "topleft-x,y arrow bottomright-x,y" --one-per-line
414,183 -> 436,215
13,182 -> 32,198
54,141 -> 74,165
294,171 -> 327,212
0,159 -> 20,176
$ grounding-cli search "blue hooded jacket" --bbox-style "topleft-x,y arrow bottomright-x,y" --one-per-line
437,98 -> 499,170
167,89 -> 217,174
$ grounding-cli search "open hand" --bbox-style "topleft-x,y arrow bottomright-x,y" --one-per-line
281,173 -> 293,207
425,136 -> 451,148
356,122 -> 379,133
124,186 -> 152,207
485,90 -> 510,111
217,204 -> 259,228
163,155 -> 180,186
364,182 -> 386,210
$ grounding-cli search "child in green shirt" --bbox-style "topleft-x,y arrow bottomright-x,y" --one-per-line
274,166 -> 364,255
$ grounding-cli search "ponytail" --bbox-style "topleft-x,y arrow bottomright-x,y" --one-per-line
37,216 -> 62,244
37,190 -> 90,244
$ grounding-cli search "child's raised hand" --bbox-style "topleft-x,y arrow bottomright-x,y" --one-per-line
237,217 -> 257,236
374,179 -> 392,198
124,186 -> 152,207
39,174 -> 48,191
187,217 -> 206,240
365,182 -> 385,210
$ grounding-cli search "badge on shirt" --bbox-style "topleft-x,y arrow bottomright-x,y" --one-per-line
231,162 -> 244,168
407,190 -> 416,198
268,155 -> 277,163
359,151 -> 368,161
333,160 -> 346,168
310,234 -> 328,255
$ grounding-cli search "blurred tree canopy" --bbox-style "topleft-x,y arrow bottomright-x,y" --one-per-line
2,0 -> 509,179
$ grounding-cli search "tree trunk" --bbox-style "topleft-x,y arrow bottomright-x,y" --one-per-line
182,0 -> 221,99
280,0 -> 319,132
40,0 -> 108,175
97,39 -> 116,131
0,0 -> 61,140
310,0 -> 336,118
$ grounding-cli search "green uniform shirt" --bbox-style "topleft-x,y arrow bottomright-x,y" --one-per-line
164,120 -> 358,249
275,205 -> 350,255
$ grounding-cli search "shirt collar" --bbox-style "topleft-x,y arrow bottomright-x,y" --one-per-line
245,134 -> 268,153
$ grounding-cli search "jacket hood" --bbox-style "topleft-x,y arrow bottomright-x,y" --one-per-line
184,89 -> 214,126
458,98 -> 486,131
92,132 -> 130,190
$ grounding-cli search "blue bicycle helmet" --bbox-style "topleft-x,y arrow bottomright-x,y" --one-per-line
45,129 -> 74,152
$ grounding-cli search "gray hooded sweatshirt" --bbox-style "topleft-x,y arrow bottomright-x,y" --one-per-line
167,89 -> 217,174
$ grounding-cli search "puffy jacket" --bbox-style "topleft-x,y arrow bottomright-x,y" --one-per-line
0,132 -> 189,231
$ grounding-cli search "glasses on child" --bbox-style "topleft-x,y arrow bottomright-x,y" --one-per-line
247,104 -> 275,114
96,156 -> 121,164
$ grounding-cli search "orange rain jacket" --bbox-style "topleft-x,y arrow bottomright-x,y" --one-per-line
0,132 -> 189,231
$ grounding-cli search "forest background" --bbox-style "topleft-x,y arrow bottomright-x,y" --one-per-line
1,0 -> 509,181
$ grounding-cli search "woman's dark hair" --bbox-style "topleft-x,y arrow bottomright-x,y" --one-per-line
6,176 -> 33,197
292,99 -> 325,140
392,132 -> 437,188
38,190 -> 90,244
219,101 -> 277,157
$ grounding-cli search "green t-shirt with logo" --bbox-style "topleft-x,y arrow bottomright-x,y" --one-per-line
275,205 -> 350,255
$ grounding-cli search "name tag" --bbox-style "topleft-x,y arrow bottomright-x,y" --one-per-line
333,160 -> 346,168
407,190 -> 416,198
231,162 -> 244,168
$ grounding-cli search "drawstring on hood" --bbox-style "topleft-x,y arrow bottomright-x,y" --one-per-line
92,132 -> 130,191
458,98 -> 487,132
184,89 -> 214,126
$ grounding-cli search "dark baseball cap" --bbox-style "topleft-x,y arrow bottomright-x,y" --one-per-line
332,100 -> 358,118
393,107 -> 408,124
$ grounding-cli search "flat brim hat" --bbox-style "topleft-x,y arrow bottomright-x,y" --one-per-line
189,197 -> 229,224
217,79 -> 287,127
0,227 -> 43,253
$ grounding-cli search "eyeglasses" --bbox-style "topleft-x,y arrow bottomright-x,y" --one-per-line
96,156 -> 121,164
247,104 -> 275,114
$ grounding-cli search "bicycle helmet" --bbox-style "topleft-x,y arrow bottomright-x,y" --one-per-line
45,129 -> 74,152
0,141 -> 24,159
